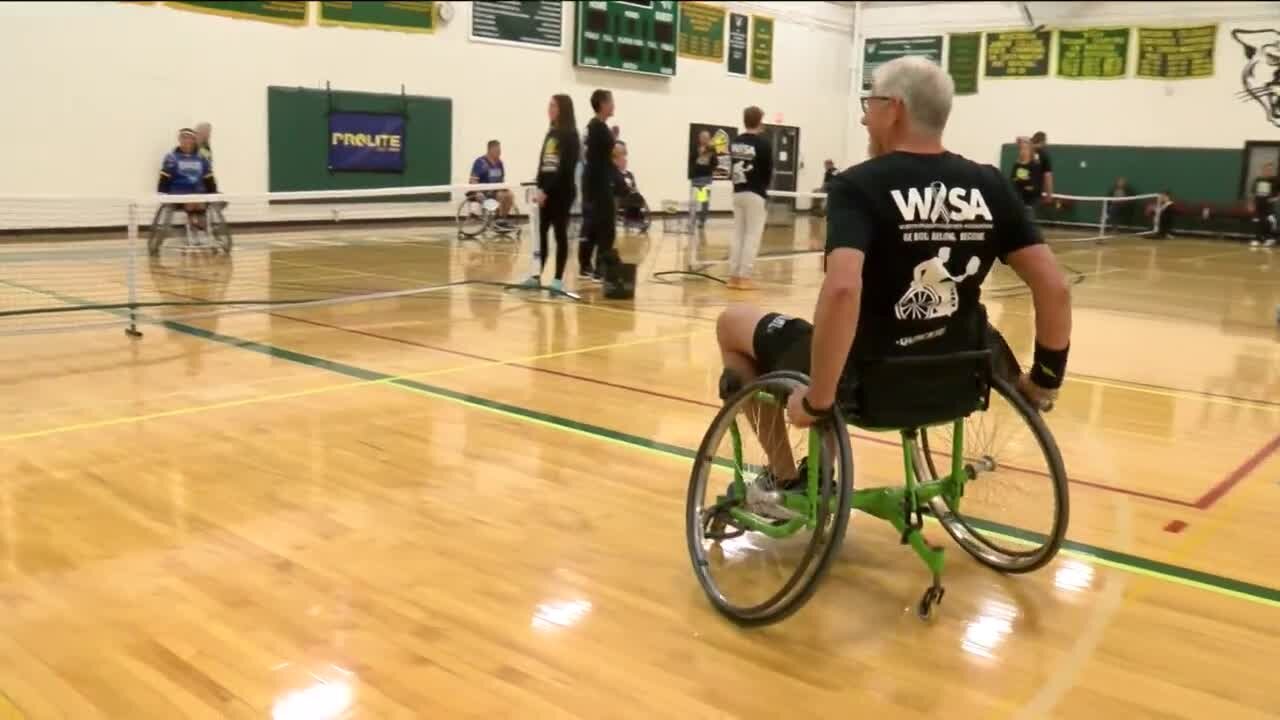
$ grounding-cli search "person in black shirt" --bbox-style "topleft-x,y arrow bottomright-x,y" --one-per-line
713,56 -> 1072,484
691,130 -> 715,227
528,94 -> 580,291
1010,139 -> 1040,221
727,106 -> 773,290
1249,162 -> 1277,248
1030,130 -> 1054,201
579,89 -> 618,280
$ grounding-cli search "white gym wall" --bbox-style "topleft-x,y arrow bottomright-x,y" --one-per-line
848,1 -> 1280,168
0,1 -> 853,214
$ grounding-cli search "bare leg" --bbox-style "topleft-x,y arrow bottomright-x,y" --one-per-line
717,305 -> 798,482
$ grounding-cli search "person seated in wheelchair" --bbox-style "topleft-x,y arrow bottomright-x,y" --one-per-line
157,128 -> 218,229
611,142 -> 646,227
469,139 -> 514,229
714,57 -> 1073,490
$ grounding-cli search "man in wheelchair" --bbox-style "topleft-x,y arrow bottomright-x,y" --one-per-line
612,142 -> 648,231
714,56 -> 1072,490
469,139 -> 514,229
157,128 -> 218,229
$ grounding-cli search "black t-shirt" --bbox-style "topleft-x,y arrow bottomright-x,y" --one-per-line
730,132 -> 773,198
826,151 -> 1043,363
535,127 -> 579,199
583,117 -> 616,202
691,145 -> 715,180
1252,175 -> 1278,200
1031,146 -> 1053,188
1010,161 -> 1040,204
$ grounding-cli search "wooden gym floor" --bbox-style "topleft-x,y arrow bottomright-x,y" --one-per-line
0,217 -> 1278,718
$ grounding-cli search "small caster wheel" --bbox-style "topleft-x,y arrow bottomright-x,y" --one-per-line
917,584 -> 945,620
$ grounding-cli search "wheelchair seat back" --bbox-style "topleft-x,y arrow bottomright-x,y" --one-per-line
841,349 -> 992,431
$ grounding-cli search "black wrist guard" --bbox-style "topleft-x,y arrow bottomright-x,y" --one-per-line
1030,343 -> 1069,390
802,396 -> 834,419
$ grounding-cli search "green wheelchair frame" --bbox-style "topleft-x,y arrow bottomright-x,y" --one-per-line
687,362 -> 1068,626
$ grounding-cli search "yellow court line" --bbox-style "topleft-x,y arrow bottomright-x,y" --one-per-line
0,330 -> 707,444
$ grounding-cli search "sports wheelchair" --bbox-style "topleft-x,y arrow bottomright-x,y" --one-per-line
148,202 -> 232,256
686,329 -> 1068,624
618,190 -> 651,233
457,190 -> 521,241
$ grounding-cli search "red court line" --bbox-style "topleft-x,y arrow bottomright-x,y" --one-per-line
263,313 -> 1201,510
1193,432 -> 1280,509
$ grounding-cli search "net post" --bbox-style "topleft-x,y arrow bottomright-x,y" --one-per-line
124,201 -> 143,339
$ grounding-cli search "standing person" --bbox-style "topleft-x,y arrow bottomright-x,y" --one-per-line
727,106 -> 773,290
1030,130 -> 1054,201
195,122 -> 213,166
691,130 -> 715,227
1106,176 -> 1132,229
1010,139 -> 1040,222
1153,190 -> 1177,238
1249,162 -> 1277,248
527,94 -> 580,291
580,89 -> 617,281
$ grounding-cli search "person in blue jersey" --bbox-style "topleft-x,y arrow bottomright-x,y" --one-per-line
158,128 -> 217,229
469,139 -> 513,228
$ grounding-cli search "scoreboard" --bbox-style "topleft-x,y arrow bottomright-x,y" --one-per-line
574,1 -> 678,78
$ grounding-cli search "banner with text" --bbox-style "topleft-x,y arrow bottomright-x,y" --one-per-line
1057,28 -> 1129,79
166,1 -> 308,25
750,15 -> 773,83
947,33 -> 981,95
1137,25 -> 1216,79
328,113 -> 406,173
985,30 -> 1051,77
471,1 -> 561,49
319,1 -> 434,33
678,2 -> 725,61
727,12 -> 748,77
863,36 -> 943,92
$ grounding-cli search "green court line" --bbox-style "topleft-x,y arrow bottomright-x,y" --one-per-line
8,277 -> 1280,609
157,319 -> 1280,609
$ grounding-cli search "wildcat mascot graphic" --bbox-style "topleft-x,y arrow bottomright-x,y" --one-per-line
1233,29 -> 1280,127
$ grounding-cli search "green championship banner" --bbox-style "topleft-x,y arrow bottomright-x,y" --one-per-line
863,36 -> 943,92
1137,25 -> 1216,79
166,1 -> 308,26
319,1 -> 433,33
678,2 -> 725,61
947,33 -> 981,95
985,30 -> 1051,77
750,15 -> 773,83
727,12 -> 748,77
470,1 -> 561,49
1058,28 -> 1129,79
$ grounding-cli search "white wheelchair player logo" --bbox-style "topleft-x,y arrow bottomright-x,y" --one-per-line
894,247 -> 981,320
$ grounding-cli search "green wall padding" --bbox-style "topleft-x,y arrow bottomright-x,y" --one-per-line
268,86 -> 452,194
999,144 -> 1243,203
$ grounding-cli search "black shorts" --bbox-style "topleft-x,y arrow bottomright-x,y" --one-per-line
752,312 -> 814,375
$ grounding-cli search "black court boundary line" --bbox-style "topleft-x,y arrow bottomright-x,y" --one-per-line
8,276 -> 1280,606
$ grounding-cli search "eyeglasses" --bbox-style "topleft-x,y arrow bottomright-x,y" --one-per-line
860,95 -> 892,113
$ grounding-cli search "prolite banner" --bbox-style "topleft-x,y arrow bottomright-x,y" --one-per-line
328,112 -> 406,172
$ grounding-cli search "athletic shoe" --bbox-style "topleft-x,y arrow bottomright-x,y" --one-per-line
1266,239 -> 1277,248
519,276 -> 540,288
1252,240 -> 1262,247
549,279 -> 563,293
577,268 -> 594,281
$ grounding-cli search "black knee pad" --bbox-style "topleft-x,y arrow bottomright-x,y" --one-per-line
718,368 -> 743,400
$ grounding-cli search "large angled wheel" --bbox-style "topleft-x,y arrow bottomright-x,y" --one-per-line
686,371 -> 853,625
914,375 -> 1068,573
